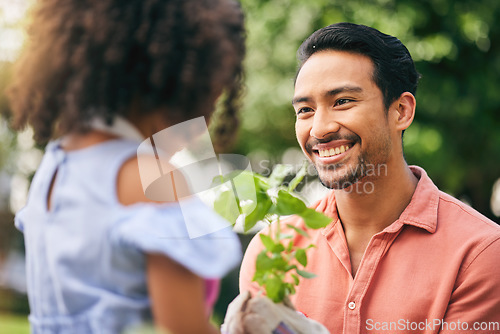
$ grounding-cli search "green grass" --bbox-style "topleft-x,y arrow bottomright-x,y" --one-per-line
0,312 -> 221,333
0,313 -> 30,334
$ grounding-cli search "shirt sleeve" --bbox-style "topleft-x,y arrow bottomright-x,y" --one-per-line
110,197 -> 242,279
440,237 -> 500,333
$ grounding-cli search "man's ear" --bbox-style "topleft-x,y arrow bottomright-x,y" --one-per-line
391,92 -> 416,131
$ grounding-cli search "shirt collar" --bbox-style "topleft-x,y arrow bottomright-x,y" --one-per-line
89,115 -> 145,142
394,165 -> 439,233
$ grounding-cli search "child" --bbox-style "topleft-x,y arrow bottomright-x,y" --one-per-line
7,0 -> 245,333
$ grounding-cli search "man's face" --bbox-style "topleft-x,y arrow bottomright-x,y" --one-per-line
293,50 -> 393,190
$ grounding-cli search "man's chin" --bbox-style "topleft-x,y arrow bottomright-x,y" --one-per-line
318,174 -> 362,190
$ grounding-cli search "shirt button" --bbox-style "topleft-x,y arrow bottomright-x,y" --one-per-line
348,301 -> 356,310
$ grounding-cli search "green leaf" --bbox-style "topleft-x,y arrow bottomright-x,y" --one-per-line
279,233 -> 293,240
285,282 -> 296,296
274,189 -> 307,215
287,162 -> 308,192
213,188 -> 241,223
299,208 -> 332,229
244,192 -> 273,232
286,224 -> 310,238
268,164 -> 294,188
291,273 -> 300,285
239,200 -> 256,216
265,276 -> 285,303
210,172 -> 234,187
211,170 -> 256,186
271,243 -> 285,253
212,170 -> 269,217
296,269 -> 317,279
295,248 -> 307,267
271,254 -> 288,271
231,171 -> 259,205
211,170 -> 262,221
259,234 -> 275,251
253,173 -> 270,191
252,269 -> 266,285
255,251 -> 273,271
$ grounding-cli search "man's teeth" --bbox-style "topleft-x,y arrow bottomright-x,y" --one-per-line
318,145 -> 351,157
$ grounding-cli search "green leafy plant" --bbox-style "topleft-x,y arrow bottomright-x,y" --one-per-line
212,163 -> 332,303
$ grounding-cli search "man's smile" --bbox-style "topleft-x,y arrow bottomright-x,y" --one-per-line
307,137 -> 358,165
312,143 -> 355,165
316,143 -> 353,157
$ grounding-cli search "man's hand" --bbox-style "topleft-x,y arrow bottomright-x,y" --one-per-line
221,291 -> 330,334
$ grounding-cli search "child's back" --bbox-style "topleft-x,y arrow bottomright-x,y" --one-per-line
17,138 -> 240,332
7,0 -> 246,332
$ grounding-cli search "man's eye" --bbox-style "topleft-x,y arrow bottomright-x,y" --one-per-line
335,99 -> 353,106
296,107 -> 313,115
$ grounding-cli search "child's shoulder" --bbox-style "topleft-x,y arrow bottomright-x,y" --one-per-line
117,153 -> 188,206
117,155 -> 154,206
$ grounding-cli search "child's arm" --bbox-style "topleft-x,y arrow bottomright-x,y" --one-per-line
147,252 -> 219,334
118,156 -> 218,333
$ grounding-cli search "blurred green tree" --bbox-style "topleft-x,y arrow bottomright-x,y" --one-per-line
236,0 -> 500,222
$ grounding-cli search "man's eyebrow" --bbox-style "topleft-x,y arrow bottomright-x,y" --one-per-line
292,96 -> 310,105
292,86 -> 363,105
327,86 -> 363,96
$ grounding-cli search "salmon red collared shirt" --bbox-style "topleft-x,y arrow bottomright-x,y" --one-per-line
239,166 -> 500,334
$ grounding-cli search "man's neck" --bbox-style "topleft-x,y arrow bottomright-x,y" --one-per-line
333,160 -> 418,276
335,161 -> 417,231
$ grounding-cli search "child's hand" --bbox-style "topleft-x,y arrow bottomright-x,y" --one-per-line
221,291 -> 330,334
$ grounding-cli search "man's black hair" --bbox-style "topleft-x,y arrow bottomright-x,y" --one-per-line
297,22 -> 421,110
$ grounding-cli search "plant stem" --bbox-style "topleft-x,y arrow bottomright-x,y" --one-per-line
275,215 -> 281,241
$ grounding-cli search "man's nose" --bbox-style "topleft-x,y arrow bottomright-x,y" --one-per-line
310,109 -> 341,139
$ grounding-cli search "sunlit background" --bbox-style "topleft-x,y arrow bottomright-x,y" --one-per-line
0,0 -> 499,332
0,0 -> 34,332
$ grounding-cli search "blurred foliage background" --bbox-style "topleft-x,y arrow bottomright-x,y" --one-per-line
234,0 -> 500,223
0,0 -> 499,330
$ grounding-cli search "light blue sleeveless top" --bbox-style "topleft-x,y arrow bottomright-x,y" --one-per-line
15,139 -> 241,333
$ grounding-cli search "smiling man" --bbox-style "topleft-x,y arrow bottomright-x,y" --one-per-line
239,23 -> 500,333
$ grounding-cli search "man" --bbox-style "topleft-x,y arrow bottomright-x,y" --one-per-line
239,23 -> 500,333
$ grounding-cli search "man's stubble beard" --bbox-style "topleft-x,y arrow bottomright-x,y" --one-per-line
315,155 -> 369,190
314,133 -> 392,190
